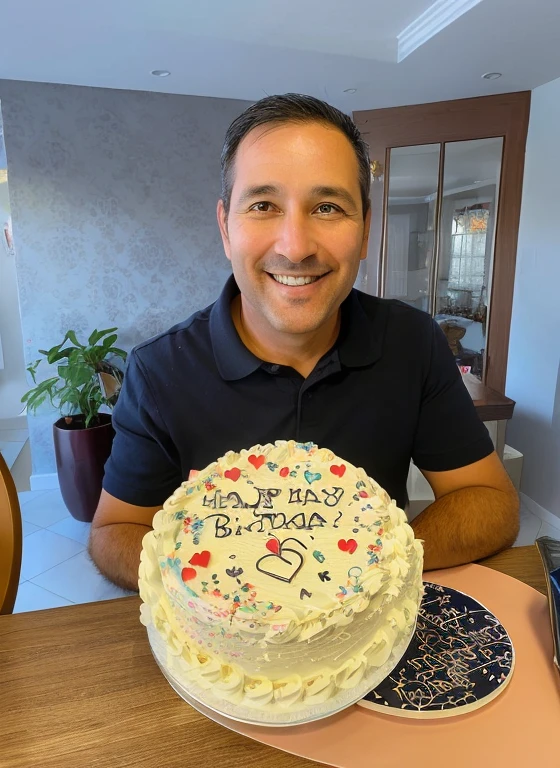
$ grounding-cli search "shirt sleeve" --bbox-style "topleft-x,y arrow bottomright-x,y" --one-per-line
102,350 -> 183,506
411,318 -> 494,472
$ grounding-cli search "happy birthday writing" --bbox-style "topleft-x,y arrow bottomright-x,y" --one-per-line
201,486 -> 346,539
202,486 -> 344,510
204,510 -> 335,538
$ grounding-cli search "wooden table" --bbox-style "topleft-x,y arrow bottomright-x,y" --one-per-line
0,546 -> 547,768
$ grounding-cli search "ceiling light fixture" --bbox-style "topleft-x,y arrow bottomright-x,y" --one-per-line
482,72 -> 502,80
151,70 -> 171,77
343,88 -> 357,94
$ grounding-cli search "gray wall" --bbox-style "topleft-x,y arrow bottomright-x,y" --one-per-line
0,80 -> 250,477
506,75 -> 560,521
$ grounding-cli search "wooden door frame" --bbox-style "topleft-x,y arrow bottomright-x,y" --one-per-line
354,92 -> 531,395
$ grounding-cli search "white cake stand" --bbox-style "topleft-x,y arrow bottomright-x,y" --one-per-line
146,618 -> 417,727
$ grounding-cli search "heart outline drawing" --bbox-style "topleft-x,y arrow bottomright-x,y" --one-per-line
256,537 -> 307,583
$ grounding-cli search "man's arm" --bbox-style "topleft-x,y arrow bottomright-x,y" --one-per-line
88,490 -> 162,592
410,451 -> 520,571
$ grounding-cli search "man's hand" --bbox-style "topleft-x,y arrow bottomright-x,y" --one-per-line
411,451 -> 520,571
88,490 -> 162,592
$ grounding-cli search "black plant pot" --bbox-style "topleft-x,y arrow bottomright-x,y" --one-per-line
53,413 -> 115,522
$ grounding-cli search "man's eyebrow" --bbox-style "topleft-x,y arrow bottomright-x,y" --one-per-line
310,186 -> 358,209
236,184 -> 359,209
237,185 -> 280,205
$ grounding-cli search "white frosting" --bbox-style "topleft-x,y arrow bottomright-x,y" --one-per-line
139,441 -> 424,713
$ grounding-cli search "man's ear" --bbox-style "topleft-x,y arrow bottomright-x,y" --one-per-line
217,199 -> 231,261
360,206 -> 372,261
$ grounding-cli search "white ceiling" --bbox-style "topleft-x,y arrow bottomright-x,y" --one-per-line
0,0 -> 559,114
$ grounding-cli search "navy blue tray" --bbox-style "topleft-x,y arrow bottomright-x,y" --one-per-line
359,582 -> 514,718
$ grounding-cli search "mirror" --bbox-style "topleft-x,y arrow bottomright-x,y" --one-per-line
384,144 -> 440,313
435,138 -> 503,380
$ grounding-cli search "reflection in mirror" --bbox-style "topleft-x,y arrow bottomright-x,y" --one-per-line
384,144 -> 440,312
435,138 -> 503,380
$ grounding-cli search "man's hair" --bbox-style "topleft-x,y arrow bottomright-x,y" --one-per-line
220,93 -> 371,219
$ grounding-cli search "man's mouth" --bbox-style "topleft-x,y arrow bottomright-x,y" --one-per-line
270,273 -> 326,286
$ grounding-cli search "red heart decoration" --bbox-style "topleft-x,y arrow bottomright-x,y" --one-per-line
279,467 -> 290,478
248,454 -> 266,470
224,467 -> 241,482
359,490 -> 369,498
189,550 -> 211,568
338,539 -> 358,554
266,539 -> 280,554
330,464 -> 346,477
181,567 -> 197,582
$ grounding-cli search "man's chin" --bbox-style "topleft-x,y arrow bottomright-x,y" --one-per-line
265,312 -> 330,337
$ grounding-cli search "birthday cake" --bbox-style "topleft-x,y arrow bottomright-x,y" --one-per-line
139,441 -> 424,719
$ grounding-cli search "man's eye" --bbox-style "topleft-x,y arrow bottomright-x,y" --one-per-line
316,203 -> 341,215
250,202 -> 273,212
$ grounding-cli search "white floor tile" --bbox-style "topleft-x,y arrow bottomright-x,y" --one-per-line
14,582 -> 73,613
49,517 -> 91,546
22,520 -> 41,537
20,529 -> 84,581
18,489 -> 50,507
31,550 -> 136,604
537,520 -> 560,541
513,505 -> 542,547
20,490 -> 70,528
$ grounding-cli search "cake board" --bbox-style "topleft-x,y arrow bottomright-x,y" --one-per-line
358,581 -> 515,719
160,564 -> 560,768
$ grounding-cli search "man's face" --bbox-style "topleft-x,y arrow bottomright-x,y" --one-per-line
217,121 -> 371,337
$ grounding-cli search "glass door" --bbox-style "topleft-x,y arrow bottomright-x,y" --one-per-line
380,137 -> 503,381
354,92 -> 530,392
435,138 -> 503,380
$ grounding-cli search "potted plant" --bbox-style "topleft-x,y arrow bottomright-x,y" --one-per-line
22,328 -> 127,522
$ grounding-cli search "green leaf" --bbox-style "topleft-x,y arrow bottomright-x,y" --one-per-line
66,330 -> 85,349
100,334 -> 118,350
26,360 -> 42,384
68,365 -> 95,389
47,348 -> 73,365
88,327 -> 118,346
106,348 -> 127,361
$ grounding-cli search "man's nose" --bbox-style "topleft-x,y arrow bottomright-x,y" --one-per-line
274,211 -> 318,263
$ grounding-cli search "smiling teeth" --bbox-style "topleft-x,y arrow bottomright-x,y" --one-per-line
272,274 -> 320,286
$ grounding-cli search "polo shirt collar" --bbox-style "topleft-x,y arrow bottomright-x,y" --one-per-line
337,288 -> 387,368
210,275 -> 262,381
210,275 -> 385,380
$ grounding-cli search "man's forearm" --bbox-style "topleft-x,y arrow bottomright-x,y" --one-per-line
88,523 -> 151,592
410,486 -> 520,571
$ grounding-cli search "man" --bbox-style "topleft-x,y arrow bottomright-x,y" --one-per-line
89,94 -> 519,592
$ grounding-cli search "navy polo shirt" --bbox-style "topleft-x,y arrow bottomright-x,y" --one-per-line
103,276 -> 494,510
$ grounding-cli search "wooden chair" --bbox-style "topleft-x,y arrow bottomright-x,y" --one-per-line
0,452 -> 22,614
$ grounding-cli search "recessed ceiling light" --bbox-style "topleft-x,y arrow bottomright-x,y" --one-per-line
151,70 -> 171,77
482,72 -> 502,80
343,88 -> 357,94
